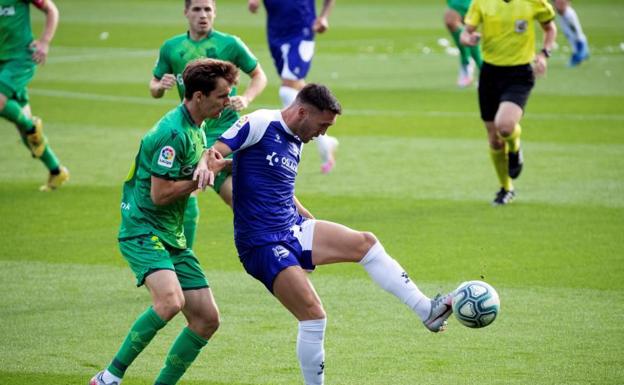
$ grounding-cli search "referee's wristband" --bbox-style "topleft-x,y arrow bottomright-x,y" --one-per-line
541,48 -> 551,58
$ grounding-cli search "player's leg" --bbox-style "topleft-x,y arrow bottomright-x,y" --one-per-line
495,101 -> 523,180
444,7 -> 473,87
309,220 -> 452,332
273,266 -> 326,385
153,248 -> 216,385
183,192 -> 200,249
216,173 -> 233,207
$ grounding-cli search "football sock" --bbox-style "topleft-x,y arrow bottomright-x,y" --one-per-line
297,318 -> 326,385
107,306 -> 167,378
560,7 -> 587,51
502,124 -> 521,153
468,43 -> 483,69
279,86 -> 299,107
359,241 -> 431,320
490,147 -> 513,192
154,327 -> 208,385
315,134 -> 333,164
450,27 -> 471,67
40,144 -> 61,172
0,99 -> 33,132
183,195 -> 199,249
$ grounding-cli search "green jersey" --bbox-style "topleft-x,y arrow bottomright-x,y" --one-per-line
119,104 -> 207,249
0,0 -> 42,60
153,29 -> 258,143
447,0 -> 472,17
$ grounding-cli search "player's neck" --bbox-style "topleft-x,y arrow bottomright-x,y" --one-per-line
183,101 -> 206,126
188,29 -> 211,41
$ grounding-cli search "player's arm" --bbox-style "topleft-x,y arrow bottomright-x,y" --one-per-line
460,24 -> 480,46
314,0 -> 335,33
150,176 -> 203,206
229,64 -> 268,111
534,20 -> 557,77
150,74 -> 177,99
31,0 -> 59,65
294,196 -> 315,219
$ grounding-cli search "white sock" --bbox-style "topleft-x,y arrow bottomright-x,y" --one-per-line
279,85 -> 299,107
297,318 -> 326,385
359,242 -> 431,320
315,134 -> 338,164
102,369 -> 122,384
560,7 -> 587,48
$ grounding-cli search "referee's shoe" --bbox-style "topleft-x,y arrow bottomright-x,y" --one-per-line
508,148 -> 523,179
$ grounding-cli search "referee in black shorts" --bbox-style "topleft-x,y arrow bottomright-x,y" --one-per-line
461,0 -> 557,205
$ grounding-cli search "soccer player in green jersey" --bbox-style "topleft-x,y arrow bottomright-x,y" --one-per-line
0,0 -> 69,191
150,0 -> 267,249
444,0 -> 483,87
89,59 -> 239,385
461,0 -> 557,205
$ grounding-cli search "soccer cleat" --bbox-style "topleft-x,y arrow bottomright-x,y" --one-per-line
492,188 -> 515,206
423,292 -> 453,333
508,148 -> 524,179
569,41 -> 589,67
321,159 -> 335,174
26,116 -> 46,158
40,166 -> 70,192
457,62 -> 474,88
89,371 -> 120,385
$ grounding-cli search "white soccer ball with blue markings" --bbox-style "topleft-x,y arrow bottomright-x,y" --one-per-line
452,280 -> 500,328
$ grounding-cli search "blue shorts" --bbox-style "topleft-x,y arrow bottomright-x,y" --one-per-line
239,219 -> 316,293
269,37 -> 315,81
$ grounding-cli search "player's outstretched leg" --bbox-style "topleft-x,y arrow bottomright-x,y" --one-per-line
316,134 -> 339,174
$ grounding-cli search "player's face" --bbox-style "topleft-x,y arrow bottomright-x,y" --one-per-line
199,77 -> 231,119
297,107 -> 337,143
185,0 -> 216,35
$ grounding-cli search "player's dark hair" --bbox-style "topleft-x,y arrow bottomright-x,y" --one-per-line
182,58 -> 238,100
296,83 -> 342,115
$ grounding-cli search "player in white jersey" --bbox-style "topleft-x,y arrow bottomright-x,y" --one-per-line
248,0 -> 339,174
208,84 -> 455,385
553,0 -> 589,67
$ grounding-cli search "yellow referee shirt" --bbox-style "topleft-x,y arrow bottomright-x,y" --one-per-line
465,0 -> 555,66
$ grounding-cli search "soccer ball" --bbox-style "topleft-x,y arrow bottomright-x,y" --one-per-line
452,280 -> 500,328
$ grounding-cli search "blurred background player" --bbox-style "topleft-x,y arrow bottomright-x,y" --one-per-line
248,0 -> 339,174
553,0 -> 589,67
89,58 -> 239,385
444,0 -> 483,87
461,0 -> 557,205
150,0 -> 267,248
0,0 -> 69,191
208,84 -> 454,385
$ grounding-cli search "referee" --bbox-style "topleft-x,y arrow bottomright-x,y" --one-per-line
461,0 -> 557,205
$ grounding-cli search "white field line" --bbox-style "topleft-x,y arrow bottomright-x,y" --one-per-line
30,88 -> 624,122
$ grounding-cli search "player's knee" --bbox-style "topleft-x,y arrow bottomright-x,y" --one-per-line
302,304 -> 326,321
194,310 -> 220,339
154,292 -> 185,321
356,231 -> 378,259
495,118 -> 516,137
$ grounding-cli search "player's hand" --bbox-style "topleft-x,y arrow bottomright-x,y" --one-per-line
533,53 -> 548,77
159,74 -> 177,91
313,16 -> 329,33
193,155 -> 215,191
460,31 -> 480,47
228,95 -> 249,111
248,0 -> 259,13
30,40 -> 50,65
207,147 -> 229,175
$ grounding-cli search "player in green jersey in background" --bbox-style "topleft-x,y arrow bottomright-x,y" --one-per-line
0,0 -> 69,190
150,0 -> 267,249
444,0 -> 483,87
89,58 -> 239,385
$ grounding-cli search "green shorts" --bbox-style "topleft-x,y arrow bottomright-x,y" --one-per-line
0,57 -> 35,106
119,234 -> 209,290
447,0 -> 472,17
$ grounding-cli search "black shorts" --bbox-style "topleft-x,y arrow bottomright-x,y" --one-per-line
478,62 -> 535,122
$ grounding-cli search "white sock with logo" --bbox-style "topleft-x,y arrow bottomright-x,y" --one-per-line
279,86 -> 299,107
561,7 -> 586,47
359,241 -> 431,320
297,318 -> 326,385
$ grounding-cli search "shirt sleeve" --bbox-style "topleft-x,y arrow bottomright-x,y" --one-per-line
30,0 -> 46,10
149,133 -> 186,179
464,0 -> 482,27
231,36 -> 259,74
219,114 -> 267,152
152,43 -> 172,80
534,0 -> 556,23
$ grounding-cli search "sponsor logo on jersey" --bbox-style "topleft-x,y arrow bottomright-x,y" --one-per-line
0,6 -> 16,16
120,202 -> 131,210
265,151 -> 298,173
181,164 -> 196,176
158,146 -> 176,168
272,245 -> 290,261
515,19 -> 528,33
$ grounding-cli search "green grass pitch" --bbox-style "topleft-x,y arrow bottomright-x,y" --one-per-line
1,0 -> 623,384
